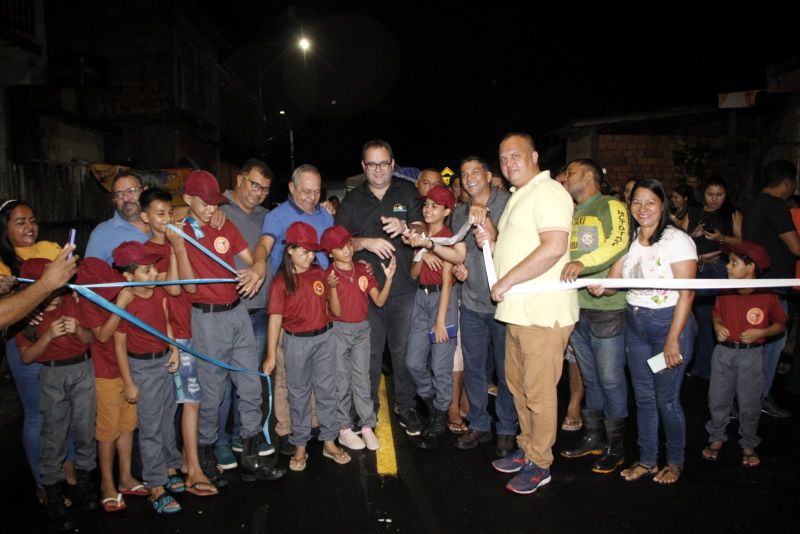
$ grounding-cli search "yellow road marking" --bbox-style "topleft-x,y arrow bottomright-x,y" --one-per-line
376,374 -> 398,476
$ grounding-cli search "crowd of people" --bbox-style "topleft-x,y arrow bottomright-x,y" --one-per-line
1,133 -> 798,529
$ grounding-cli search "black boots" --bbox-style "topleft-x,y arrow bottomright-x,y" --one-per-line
74,468 -> 98,511
240,436 -> 287,482
45,483 -> 75,532
592,418 -> 625,474
417,408 -> 448,450
199,444 -> 229,488
561,409 -> 605,458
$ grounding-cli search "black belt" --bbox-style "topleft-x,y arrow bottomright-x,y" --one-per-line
418,284 -> 441,294
128,349 -> 168,360
192,299 -> 240,313
248,307 -> 262,315
721,340 -> 763,350
43,353 -> 90,367
285,323 -> 332,338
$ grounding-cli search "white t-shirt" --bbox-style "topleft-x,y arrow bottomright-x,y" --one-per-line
622,226 -> 697,308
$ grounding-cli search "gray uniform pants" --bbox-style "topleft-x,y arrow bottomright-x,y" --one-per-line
406,288 -> 458,411
333,321 -> 376,428
706,344 -> 763,448
192,304 -> 263,445
39,359 -> 96,485
129,354 -> 182,488
283,328 -> 337,445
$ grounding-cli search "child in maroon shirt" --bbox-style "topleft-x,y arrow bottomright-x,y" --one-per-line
16,258 -> 97,529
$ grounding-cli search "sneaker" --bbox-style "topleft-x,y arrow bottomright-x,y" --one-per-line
487,384 -> 498,397
761,396 -> 792,418
215,442 -> 238,470
338,428 -> 366,450
506,461 -> 551,495
495,434 -> 517,458
361,427 -> 380,450
231,437 -> 243,453
454,430 -> 492,450
396,408 -> 424,436
258,440 -> 275,457
491,448 -> 527,474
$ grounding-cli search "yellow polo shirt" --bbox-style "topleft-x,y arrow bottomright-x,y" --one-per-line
0,241 -> 61,276
494,171 -> 578,327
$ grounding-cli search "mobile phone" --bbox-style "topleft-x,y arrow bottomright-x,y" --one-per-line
67,228 -> 76,258
429,324 -> 457,343
703,224 -> 716,234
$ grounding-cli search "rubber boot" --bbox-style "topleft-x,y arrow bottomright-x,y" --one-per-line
74,468 -> 99,511
592,418 -> 626,474
560,409 -> 605,458
417,409 -> 448,450
240,435 -> 287,482
199,444 -> 229,488
45,483 -> 76,532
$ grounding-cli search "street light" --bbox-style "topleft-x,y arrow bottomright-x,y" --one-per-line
279,110 -> 295,172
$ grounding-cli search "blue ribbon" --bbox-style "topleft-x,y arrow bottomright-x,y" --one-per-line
17,278 -> 236,288
72,284 -> 274,445
167,223 -> 238,276
184,216 -> 205,239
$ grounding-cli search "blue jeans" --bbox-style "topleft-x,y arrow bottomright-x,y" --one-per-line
460,306 -> 517,435
570,309 -> 628,419
6,338 -> 75,487
625,304 -> 694,466
691,260 -> 726,379
217,308 -> 267,444
762,297 -> 788,398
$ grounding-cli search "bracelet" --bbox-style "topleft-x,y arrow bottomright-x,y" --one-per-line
425,238 -> 435,251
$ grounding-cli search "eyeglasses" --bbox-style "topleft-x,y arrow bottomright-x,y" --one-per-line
111,187 -> 142,199
243,176 -> 270,194
364,161 -> 392,171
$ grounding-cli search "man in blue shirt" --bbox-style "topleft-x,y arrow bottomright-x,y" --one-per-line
85,172 -> 149,264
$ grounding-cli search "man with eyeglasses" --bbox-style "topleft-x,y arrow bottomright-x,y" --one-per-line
86,171 -> 150,264
335,139 -> 426,436
253,163 -> 333,454
213,158 -> 276,465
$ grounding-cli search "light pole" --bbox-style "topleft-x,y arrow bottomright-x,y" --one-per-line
279,110 -> 295,172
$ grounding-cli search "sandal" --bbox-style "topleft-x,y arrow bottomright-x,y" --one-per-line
101,493 -> 127,513
620,462 -> 658,482
184,481 -> 218,497
119,484 -> 149,497
702,443 -> 722,462
561,416 -> 583,432
741,449 -> 760,468
289,453 -> 308,472
165,474 -> 185,493
654,464 -> 683,484
150,493 -> 181,514
322,447 -> 351,465
448,420 -> 469,434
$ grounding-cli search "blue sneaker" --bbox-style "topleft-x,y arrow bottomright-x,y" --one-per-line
506,461 -> 551,495
215,442 -> 238,470
491,448 -> 526,473
258,440 -> 275,457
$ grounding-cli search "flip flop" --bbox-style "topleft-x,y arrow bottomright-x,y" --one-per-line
702,444 -> 722,462
119,484 -> 149,497
741,450 -> 760,468
184,481 -> 218,497
561,417 -> 583,432
101,493 -> 127,513
322,447 -> 351,465
289,453 -> 308,472
448,421 -> 469,434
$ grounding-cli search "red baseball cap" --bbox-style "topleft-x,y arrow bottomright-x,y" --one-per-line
425,185 -> 455,210
320,225 -> 352,252
283,221 -> 320,251
19,258 -> 50,280
112,241 -> 162,267
76,257 -> 126,300
184,170 -> 228,205
722,241 -> 770,271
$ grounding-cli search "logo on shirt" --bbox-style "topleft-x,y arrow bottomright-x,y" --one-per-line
313,280 -> 325,296
577,226 -> 598,251
746,307 -> 764,326
392,203 -> 408,214
358,276 -> 369,292
214,237 -> 230,254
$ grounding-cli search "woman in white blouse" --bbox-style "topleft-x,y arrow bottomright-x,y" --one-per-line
589,179 -> 697,485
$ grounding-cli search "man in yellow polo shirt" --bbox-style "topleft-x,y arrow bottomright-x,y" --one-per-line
485,132 -> 578,495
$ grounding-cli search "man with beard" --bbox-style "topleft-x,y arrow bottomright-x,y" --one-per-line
86,171 -> 150,263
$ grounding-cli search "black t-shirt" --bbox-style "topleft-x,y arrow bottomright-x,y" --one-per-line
743,192 -> 796,280
335,178 -> 423,295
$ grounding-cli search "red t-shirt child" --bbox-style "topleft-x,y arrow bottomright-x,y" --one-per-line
182,220 -> 248,305
268,266 -> 330,334
16,294 -> 90,364
418,226 -> 453,286
713,290 -> 787,344
147,241 -> 192,339
118,287 -> 170,354
82,303 -> 120,378
326,262 -> 377,323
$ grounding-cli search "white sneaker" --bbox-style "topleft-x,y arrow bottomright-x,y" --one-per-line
361,427 -> 380,450
338,428 -> 366,450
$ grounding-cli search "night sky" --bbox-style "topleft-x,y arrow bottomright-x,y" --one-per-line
197,3 -> 800,178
